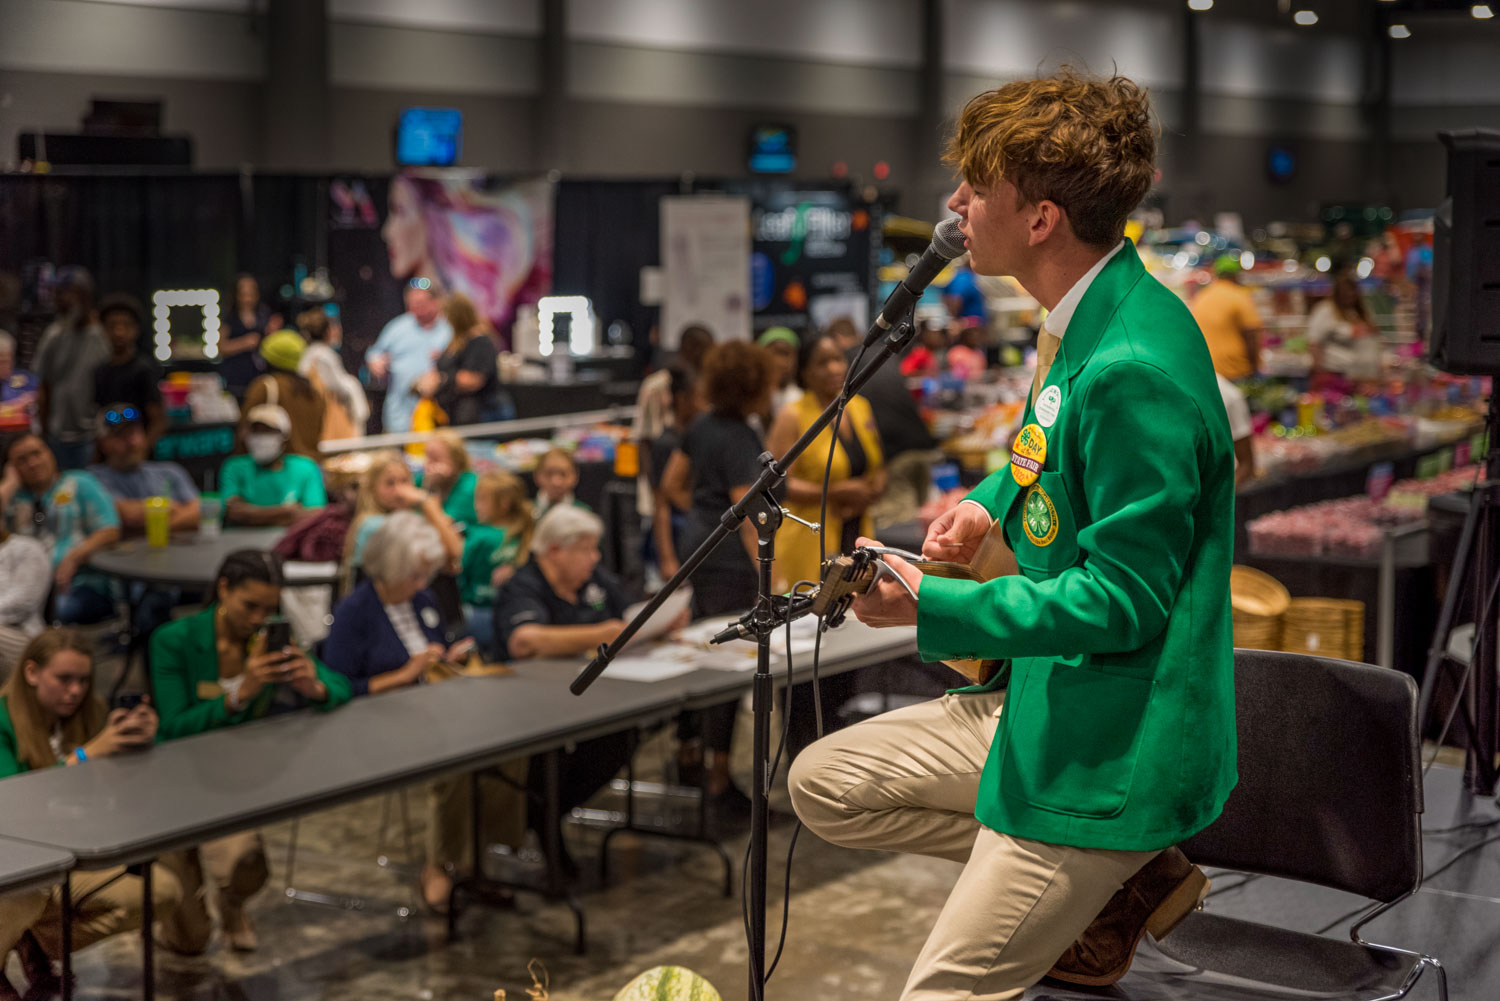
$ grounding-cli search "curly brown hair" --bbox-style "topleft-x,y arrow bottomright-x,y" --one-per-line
945,70 -> 1156,248
700,341 -> 772,420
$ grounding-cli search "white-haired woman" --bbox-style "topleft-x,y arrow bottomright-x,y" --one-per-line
322,511 -> 472,696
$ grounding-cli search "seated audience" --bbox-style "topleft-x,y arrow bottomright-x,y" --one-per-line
93,294 -> 166,444
900,320 -> 949,377
345,451 -> 462,573
416,429 -> 478,528
945,324 -> 988,380
0,434 -> 122,625
241,330 -> 325,458
532,447 -> 589,520
88,402 -> 202,650
0,630 -> 180,998
323,512 -> 470,695
0,528 -> 48,681
90,403 -> 201,533
493,506 -> 627,660
151,551 -> 351,954
323,512 -> 517,913
492,506 -> 656,874
296,308 -> 369,441
459,471 -> 533,652
220,405 -> 327,527
0,331 -> 38,433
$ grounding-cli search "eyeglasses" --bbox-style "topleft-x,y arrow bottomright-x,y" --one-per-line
102,406 -> 141,427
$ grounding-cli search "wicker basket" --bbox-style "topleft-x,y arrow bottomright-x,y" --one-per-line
1281,598 -> 1366,662
1230,566 -> 1290,650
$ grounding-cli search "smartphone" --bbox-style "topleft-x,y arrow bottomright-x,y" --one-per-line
263,620 -> 292,654
112,692 -> 145,712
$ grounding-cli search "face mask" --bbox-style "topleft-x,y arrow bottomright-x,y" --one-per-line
246,432 -> 284,465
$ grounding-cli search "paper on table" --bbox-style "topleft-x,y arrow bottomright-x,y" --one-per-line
622,585 -> 694,649
604,645 -> 706,682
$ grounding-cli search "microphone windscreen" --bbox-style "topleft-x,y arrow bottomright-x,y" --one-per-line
932,217 -> 966,260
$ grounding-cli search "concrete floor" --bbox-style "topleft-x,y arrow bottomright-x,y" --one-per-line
13,715 -> 1500,1001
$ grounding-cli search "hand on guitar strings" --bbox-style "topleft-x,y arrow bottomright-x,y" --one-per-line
849,536 -> 923,628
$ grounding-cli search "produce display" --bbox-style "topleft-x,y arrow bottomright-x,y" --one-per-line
1246,464 -> 1482,560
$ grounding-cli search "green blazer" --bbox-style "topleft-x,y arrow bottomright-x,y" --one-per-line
918,241 -> 1237,851
0,695 -> 33,779
150,605 -> 353,742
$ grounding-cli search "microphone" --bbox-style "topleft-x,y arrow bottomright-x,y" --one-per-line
864,217 -> 967,347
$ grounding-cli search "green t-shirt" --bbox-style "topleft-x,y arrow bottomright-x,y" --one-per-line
458,523 -> 522,608
415,469 -> 478,529
219,454 -> 328,515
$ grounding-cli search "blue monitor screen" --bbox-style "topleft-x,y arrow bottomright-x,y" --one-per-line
749,124 -> 796,174
397,107 -> 462,167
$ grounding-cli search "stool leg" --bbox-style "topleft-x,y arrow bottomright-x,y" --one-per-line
142,862 -> 155,1001
60,874 -> 72,1001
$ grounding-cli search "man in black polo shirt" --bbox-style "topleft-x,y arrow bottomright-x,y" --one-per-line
492,505 -> 636,871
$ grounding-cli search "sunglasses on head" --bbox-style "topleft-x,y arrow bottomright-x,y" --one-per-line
103,406 -> 141,427
407,277 -> 432,292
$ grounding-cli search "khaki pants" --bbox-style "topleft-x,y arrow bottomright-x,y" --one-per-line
157,831 -> 268,955
788,691 -> 1157,1000
0,865 -> 182,962
427,759 -> 530,872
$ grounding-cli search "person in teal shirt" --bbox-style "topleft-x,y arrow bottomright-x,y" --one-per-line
0,433 -> 122,625
220,404 -> 327,527
414,430 -> 478,528
459,470 -> 532,653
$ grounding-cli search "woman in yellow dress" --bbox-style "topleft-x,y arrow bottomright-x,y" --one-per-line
765,327 -> 886,593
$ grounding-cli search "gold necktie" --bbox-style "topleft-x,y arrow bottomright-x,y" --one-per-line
1033,327 -> 1061,400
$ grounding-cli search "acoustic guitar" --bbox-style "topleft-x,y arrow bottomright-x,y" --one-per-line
809,518 -> 1016,685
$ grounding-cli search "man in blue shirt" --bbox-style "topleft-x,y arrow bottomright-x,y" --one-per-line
942,258 -> 989,325
365,282 -> 452,433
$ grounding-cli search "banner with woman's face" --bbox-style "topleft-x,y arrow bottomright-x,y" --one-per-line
329,171 -> 553,361
380,171 -> 554,336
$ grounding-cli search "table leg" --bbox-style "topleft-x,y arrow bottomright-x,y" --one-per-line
59,873 -> 72,1001
142,862 -> 155,1001
543,750 -> 586,955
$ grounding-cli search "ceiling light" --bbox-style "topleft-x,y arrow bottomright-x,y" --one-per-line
1187,0 -> 1213,10
1474,5 -> 1494,19
1388,23 -> 1411,38
1293,10 -> 1318,26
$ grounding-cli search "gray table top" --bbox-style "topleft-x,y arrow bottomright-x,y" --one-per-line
0,838 -> 75,895
0,621 -> 916,868
86,528 -> 286,587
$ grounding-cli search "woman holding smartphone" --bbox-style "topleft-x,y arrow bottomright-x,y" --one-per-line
150,550 -> 351,954
0,630 -> 181,999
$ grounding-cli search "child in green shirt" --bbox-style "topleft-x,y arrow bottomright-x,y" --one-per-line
461,471 -> 534,655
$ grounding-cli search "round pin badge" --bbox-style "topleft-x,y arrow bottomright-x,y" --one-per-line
1010,423 -> 1047,486
1022,484 -> 1059,547
1035,385 -> 1063,428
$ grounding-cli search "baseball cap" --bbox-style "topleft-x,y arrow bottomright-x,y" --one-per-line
757,327 -> 800,350
1213,255 -> 1243,278
245,404 -> 291,436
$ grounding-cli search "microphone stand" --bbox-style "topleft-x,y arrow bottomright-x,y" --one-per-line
572,315 -> 920,1001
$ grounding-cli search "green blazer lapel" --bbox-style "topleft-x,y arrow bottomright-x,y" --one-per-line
1058,240 -> 1146,384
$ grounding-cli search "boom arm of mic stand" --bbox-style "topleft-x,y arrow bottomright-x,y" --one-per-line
570,316 -> 920,696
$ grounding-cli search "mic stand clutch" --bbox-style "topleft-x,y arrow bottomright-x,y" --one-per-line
571,316 -> 921,1001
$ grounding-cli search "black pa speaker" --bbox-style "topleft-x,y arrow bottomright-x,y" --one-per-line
1431,128 -> 1500,376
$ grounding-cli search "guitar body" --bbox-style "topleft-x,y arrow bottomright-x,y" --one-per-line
813,518 -> 1016,685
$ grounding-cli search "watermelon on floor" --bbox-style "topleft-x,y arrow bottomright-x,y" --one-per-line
611,965 -> 722,1001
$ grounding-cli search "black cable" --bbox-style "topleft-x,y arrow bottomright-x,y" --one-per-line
1423,815 -> 1500,835
1313,830 -> 1500,935
765,822 -> 803,979
1204,873 -> 1262,899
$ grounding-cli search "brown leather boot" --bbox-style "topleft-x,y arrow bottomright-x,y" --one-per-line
1045,847 -> 1208,987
